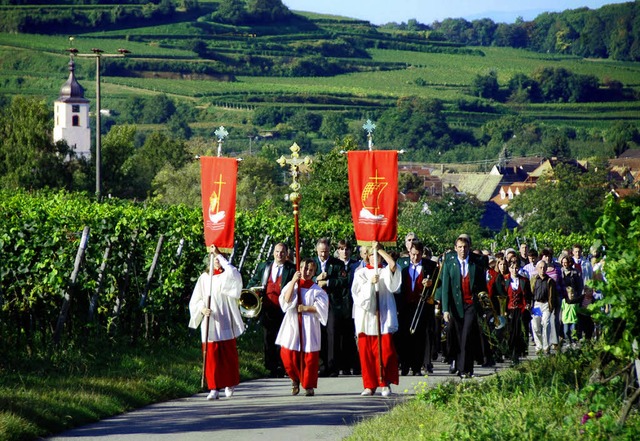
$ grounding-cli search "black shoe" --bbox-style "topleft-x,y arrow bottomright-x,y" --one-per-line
481,361 -> 495,368
426,364 -> 434,374
459,372 -> 475,379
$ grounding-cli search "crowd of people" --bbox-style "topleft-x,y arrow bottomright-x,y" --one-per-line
188,235 -> 605,399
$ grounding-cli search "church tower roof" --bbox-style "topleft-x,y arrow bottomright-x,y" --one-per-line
58,58 -> 89,104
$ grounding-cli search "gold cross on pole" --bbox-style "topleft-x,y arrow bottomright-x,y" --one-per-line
277,142 -> 311,206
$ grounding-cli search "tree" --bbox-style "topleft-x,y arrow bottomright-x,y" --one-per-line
246,0 -> 291,23
507,73 -> 541,103
376,97 -> 452,157
470,71 -> 499,100
606,121 -> 640,157
319,112 -> 348,140
122,132 -> 190,199
542,128 -> 572,159
299,135 -> 358,220
507,161 -> 609,235
0,96 -> 76,190
141,94 -> 176,124
101,124 -> 136,197
398,192 -> 489,254
235,155 -> 286,211
289,110 -> 322,134
215,0 -> 246,24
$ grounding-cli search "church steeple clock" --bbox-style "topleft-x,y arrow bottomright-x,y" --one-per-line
53,58 -> 91,157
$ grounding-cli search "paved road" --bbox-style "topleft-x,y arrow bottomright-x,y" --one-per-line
44,360 -> 508,441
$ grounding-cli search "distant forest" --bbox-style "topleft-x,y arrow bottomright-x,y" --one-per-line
383,2 -> 640,61
0,1 -> 638,61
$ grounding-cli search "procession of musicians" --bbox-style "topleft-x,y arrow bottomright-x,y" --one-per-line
189,232 -> 603,400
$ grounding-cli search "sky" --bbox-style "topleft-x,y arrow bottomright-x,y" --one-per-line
281,0 -> 631,25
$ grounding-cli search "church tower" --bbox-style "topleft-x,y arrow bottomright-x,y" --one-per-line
53,58 -> 91,158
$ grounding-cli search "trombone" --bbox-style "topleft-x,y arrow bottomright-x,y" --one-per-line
409,262 -> 442,335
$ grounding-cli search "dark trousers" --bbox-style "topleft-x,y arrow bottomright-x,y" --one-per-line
261,305 -> 284,376
450,303 -> 478,375
320,308 -> 336,375
334,315 -> 359,373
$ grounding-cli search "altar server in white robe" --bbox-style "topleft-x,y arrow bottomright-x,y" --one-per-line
276,258 -> 329,397
189,246 -> 245,401
352,242 -> 401,397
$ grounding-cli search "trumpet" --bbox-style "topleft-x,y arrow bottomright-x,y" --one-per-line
239,286 -> 263,318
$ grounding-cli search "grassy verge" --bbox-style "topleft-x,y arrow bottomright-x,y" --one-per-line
348,344 -> 640,440
0,325 -> 265,441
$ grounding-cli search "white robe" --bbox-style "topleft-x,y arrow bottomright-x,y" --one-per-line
188,254 -> 245,342
275,281 -> 329,353
351,265 -> 401,335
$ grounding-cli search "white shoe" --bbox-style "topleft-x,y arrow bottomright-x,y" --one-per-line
206,390 -> 219,400
224,387 -> 234,398
381,386 -> 392,397
360,388 -> 373,396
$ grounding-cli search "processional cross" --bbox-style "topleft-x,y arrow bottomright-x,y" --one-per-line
363,119 -> 376,151
214,126 -> 228,157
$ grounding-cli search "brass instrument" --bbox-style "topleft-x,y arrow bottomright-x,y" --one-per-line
477,291 -> 506,330
239,286 -> 263,318
409,260 -> 443,335
409,275 -> 431,335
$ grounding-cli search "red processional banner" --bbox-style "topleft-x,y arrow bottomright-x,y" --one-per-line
347,150 -> 398,247
200,156 -> 237,252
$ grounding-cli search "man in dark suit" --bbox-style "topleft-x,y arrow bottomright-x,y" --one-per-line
248,242 -> 295,378
313,237 -> 348,377
397,240 -> 438,375
441,235 -> 487,378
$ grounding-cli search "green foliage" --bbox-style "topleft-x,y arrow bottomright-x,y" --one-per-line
470,70 -> 499,100
590,195 -> 640,361
0,96 -> 82,190
298,135 -> 355,222
507,161 -> 609,235
350,346 -> 640,440
398,193 -> 490,254
101,124 -> 137,196
0,334 -> 264,441
376,96 -> 455,158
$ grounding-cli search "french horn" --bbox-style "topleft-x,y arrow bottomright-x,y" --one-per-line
239,287 -> 263,318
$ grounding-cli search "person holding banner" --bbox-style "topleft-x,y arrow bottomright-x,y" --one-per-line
351,242 -> 401,397
188,245 -> 245,400
276,258 -> 329,397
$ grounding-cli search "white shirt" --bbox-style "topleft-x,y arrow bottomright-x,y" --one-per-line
351,265 -> 401,335
275,281 -> 329,352
188,254 -> 245,342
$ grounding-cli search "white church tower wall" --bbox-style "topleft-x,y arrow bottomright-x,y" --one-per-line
53,59 -> 91,158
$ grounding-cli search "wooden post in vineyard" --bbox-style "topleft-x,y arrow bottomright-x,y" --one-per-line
140,235 -> 164,340
88,244 -> 111,323
53,226 -> 90,345
110,230 -> 138,336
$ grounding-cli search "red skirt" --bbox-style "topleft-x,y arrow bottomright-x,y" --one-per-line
202,339 -> 240,390
280,347 -> 320,390
357,333 -> 399,389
